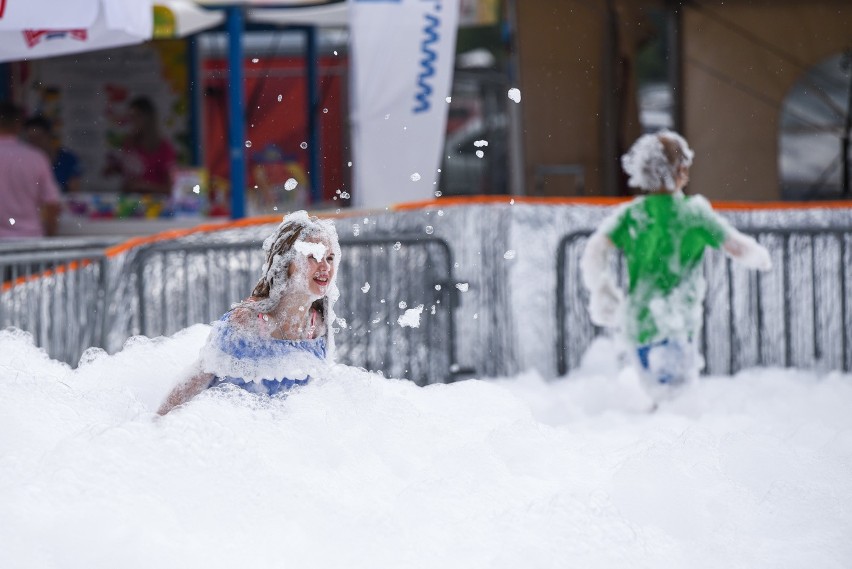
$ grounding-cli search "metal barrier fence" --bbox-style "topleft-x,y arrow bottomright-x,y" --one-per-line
5,223 -> 850,381
0,238 -> 119,365
334,236 -> 458,385
132,236 -> 458,385
556,227 -> 852,375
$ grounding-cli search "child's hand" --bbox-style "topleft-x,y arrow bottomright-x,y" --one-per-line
753,247 -> 772,271
724,232 -> 772,271
589,280 -> 623,328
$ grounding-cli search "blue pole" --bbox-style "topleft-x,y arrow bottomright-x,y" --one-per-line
187,36 -> 200,166
226,6 -> 246,219
305,25 -> 322,204
0,63 -> 11,102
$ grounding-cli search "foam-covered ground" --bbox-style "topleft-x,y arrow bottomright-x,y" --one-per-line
1,327 -> 850,568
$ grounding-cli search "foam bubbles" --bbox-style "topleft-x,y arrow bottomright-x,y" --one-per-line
1,331 -> 850,568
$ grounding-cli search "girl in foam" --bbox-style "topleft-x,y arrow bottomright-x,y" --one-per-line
158,211 -> 341,414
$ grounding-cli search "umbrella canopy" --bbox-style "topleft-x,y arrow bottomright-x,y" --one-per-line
0,0 -> 153,63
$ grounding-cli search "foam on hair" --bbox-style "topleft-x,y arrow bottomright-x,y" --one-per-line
237,210 -> 340,320
621,130 -> 694,192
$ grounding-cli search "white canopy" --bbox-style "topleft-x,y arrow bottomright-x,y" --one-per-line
0,0 -> 102,30
247,2 -> 348,28
0,0 -> 226,63
0,0 -> 153,63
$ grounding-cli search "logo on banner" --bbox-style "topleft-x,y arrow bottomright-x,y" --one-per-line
413,1 -> 444,114
23,29 -> 89,48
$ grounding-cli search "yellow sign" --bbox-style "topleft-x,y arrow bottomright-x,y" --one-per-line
153,5 -> 176,39
459,0 -> 500,27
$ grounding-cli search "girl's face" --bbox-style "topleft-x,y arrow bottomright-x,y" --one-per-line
288,237 -> 336,297
674,164 -> 690,191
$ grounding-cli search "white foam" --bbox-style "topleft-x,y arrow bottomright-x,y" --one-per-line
1,330 -> 850,568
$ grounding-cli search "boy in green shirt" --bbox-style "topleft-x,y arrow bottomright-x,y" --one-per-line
580,131 -> 771,399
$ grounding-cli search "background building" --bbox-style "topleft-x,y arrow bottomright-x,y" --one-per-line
511,0 -> 852,201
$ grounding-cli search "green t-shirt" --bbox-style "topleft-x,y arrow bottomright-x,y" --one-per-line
607,193 -> 727,344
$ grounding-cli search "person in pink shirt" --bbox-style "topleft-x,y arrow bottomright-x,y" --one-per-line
119,96 -> 176,195
0,103 -> 62,239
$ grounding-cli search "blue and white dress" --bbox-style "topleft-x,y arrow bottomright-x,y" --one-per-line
200,314 -> 327,396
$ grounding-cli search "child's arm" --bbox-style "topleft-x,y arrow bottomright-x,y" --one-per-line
580,229 -> 623,327
157,370 -> 215,415
692,196 -> 772,271
722,228 -> 772,271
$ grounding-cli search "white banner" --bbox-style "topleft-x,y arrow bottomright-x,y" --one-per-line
350,0 -> 459,208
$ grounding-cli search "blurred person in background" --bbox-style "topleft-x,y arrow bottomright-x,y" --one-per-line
23,114 -> 83,194
119,96 -> 176,195
0,102 -> 62,240
581,130 -> 771,405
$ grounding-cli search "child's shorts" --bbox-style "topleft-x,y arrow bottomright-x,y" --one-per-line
635,338 -> 699,390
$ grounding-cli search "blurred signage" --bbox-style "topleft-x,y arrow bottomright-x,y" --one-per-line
152,5 -> 176,38
22,29 -> 88,47
459,0 -> 499,27
350,0 -> 460,208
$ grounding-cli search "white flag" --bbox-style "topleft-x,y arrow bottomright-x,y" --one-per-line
350,0 -> 459,208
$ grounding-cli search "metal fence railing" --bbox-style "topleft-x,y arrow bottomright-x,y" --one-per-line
333,236 -> 458,385
556,227 -> 852,376
131,236 -> 459,385
0,238 -> 120,365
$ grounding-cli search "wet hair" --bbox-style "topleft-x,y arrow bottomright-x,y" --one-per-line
251,220 -> 307,299
621,130 -> 694,192
129,96 -> 157,118
242,211 -> 341,319
0,102 -> 23,131
23,114 -> 53,133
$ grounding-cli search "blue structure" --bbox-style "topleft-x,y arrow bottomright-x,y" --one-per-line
226,6 -> 247,219
305,24 -> 322,204
220,5 -> 325,219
